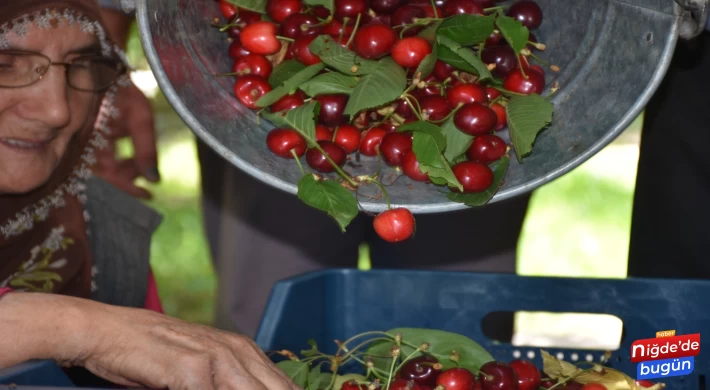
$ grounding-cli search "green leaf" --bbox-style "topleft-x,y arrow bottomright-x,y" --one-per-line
306,364 -> 333,390
301,339 -> 319,357
436,14 -> 496,46
506,94 -> 553,162
436,35 -> 491,81
277,360 -> 309,387
429,176 -> 448,186
300,72 -> 359,96
225,0 -> 266,13
420,163 -> 462,191
446,155 -> 510,206
257,63 -> 325,107
415,43 -> 438,79
269,60 -> 307,87
344,57 -> 407,117
398,121 -> 446,152
495,14 -> 530,55
397,121 -> 462,190
366,328 -> 494,373
304,0 -> 333,12
297,174 -> 359,232
333,374 -> 368,390
418,21 -> 442,43
262,101 -> 319,145
441,117 -> 473,163
308,35 -> 378,75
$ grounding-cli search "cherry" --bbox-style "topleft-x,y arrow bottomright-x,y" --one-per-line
228,40 -> 251,59
333,124 -> 362,154
399,355 -> 442,386
486,86 -> 501,101
291,35 -> 322,65
389,378 -> 430,390
489,103 -> 506,131
503,68 -> 545,95
506,0 -> 543,29
267,0 -> 302,23
447,83 -> 487,108
478,361 -> 518,390
323,19 -> 355,38
452,161 -> 494,193
419,95 -> 451,121
314,94 -> 349,126
232,54 -> 273,79
371,0 -> 405,14
436,367 -> 478,390
392,37 -> 432,69
218,0 -> 238,19
395,98 -> 415,118
266,128 -> 307,158
353,24 -> 398,59
368,14 -> 393,26
340,380 -> 368,390
315,125 -> 334,141
509,360 -> 541,390
310,5 -> 332,18
540,378 -> 558,389
560,382 -> 584,390
635,381 -> 655,388
280,13 -> 322,39
334,0 -> 368,21
380,121 -> 398,132
391,5 -> 426,36
402,150 -> 430,182
359,127 -> 388,156
234,75 -> 272,109
433,60 -> 456,81
420,75 -> 444,96
306,140 -> 346,172
373,208 -> 416,243
454,103 -> 496,135
473,0 -> 496,8
380,131 -> 413,166
240,21 -> 281,55
443,0 -> 483,16
467,134 -> 506,164
270,93 -> 305,113
419,3 -> 444,18
485,30 -> 503,46
481,46 -> 518,78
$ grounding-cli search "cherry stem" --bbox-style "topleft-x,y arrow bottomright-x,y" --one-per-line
489,94 -> 504,106
290,149 -> 305,174
478,40 -> 486,61
429,103 -> 462,124
212,71 -> 243,77
519,60 -> 529,80
340,17 -> 349,43
345,13 -> 362,48
277,36 -> 295,43
340,337 -> 392,363
365,177 -> 391,210
335,331 -> 396,356
218,22 -> 245,31
403,95 -> 424,122
311,142 -> 358,187
491,85 -> 527,97
392,347 -> 424,381
430,0 -> 440,19
483,5 -> 507,13
384,355 -> 399,390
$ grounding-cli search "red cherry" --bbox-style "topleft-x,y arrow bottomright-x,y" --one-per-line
635,380 -> 655,388
340,380 -> 368,390
334,0 -> 368,21
267,0 -> 302,23
540,379 -> 558,389
266,128 -> 307,158
315,125 -> 334,141
473,0 -> 496,9
333,124 -> 362,154
419,95 -> 452,121
399,355 -> 442,386
392,37 -> 432,69
291,35 -> 322,65
418,3 -> 444,18
218,0 -> 238,19
306,140 -> 346,173
486,87 -> 501,101
395,98 -> 415,119
391,5 -> 426,36
270,93 -> 305,113
373,208 -> 416,243
380,131 -> 413,166
433,60 -> 457,81
436,367 -> 478,390
232,54 -> 273,78
503,68 -> 545,95
486,30 -> 503,46
581,385 -> 607,390
506,0 -> 543,29
452,161 -> 494,193
489,103 -> 507,131
481,46 -> 518,78
509,360 -> 541,390
389,378 -> 431,390
323,19 -> 355,38
228,40 -> 251,59
447,83 -> 487,107
443,0 -> 483,16
310,5 -> 331,18
478,361 -> 518,390
240,21 -> 281,55
234,75 -> 272,109
371,0 -> 405,14
454,102 -> 497,135
359,127 -> 388,156
401,150 -> 430,182
314,94 -> 349,126
467,134 -> 506,164
368,14 -> 393,26
280,13 -> 322,39
420,75 -> 444,96
353,24 -> 398,59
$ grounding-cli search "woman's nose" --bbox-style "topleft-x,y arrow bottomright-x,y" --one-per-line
32,66 -> 71,128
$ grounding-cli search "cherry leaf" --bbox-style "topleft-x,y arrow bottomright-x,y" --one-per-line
441,116 -> 473,163
495,14 -> 530,55
303,0 -> 333,12
276,361 -> 309,387
506,94 -> 553,162
436,14 -> 496,46
262,101 -> 319,146
225,0 -> 266,14
300,72 -> 359,96
446,154 -> 509,206
419,21 -> 442,43
297,174 -> 359,232
415,43 -> 438,79
398,120 -> 445,151
396,121 -> 461,190
344,57 -> 407,117
269,60 -> 307,87
307,364 -> 332,390
256,63 -> 325,107
436,35 -> 491,81
308,35 -> 378,75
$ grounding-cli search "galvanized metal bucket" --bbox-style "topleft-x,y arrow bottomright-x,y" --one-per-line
122,0 -> 706,213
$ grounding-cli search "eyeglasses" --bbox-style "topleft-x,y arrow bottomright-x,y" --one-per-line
0,50 -> 127,92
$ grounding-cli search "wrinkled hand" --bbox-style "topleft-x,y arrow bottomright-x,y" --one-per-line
94,82 -> 160,200
77,303 -> 298,390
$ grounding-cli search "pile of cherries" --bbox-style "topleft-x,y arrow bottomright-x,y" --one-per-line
215,0 -> 551,242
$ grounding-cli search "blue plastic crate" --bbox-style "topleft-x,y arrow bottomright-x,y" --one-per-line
255,269 -> 710,389
0,360 -> 73,387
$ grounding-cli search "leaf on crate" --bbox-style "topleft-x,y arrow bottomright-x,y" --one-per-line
344,57 -> 407,117
436,14 -> 496,47
495,14 -> 530,56
415,42 -> 438,79
297,174 -> 359,232
446,154 -> 509,206
225,0 -> 266,14
304,0 -> 333,12
366,328 -> 494,374
262,101 -> 319,145
256,63 -> 325,107
333,374 -> 369,390
269,60 -> 307,87
308,35 -> 378,75
277,360 -> 309,387
300,72 -> 360,96
436,35 -> 491,81
440,116 -> 473,163
506,94 -> 553,162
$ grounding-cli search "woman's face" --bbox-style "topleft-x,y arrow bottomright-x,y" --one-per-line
0,23 -> 99,195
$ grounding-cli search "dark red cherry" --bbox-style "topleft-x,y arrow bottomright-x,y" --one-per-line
509,359 -> 542,390
447,83 -> 487,107
443,0 -> 483,16
503,67 -> 545,95
333,124 -> 362,154
419,95 -> 452,121
391,5 -> 426,36
490,103 -> 507,131
353,24 -> 398,59
266,128 -> 307,158
436,367 -> 478,390
306,140 -> 347,172
314,94 -> 349,126
270,93 -> 305,113
310,5 -> 332,18
433,60 -> 456,81
481,46 -> 518,78
454,103 -> 497,135
467,134 -> 506,164
334,0 -> 369,21
315,124 -> 334,141
371,0 -> 405,14
280,13 -> 322,39
398,355 -> 442,386
359,127 -> 389,156
380,131 -> 413,166
506,0 -> 543,29
401,150 -> 430,182
228,40 -> 252,59
267,0 -> 303,23
479,361 -> 518,390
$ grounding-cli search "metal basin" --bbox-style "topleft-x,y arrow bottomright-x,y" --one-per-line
131,0 -> 682,213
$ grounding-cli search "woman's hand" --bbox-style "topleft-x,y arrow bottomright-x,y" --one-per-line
0,293 -> 298,390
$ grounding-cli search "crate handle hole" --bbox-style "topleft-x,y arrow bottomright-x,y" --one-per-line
699,375 -> 705,390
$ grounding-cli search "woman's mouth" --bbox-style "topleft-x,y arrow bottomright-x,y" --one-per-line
0,137 -> 51,151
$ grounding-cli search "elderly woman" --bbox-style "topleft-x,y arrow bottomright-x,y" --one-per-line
0,1 -> 297,389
